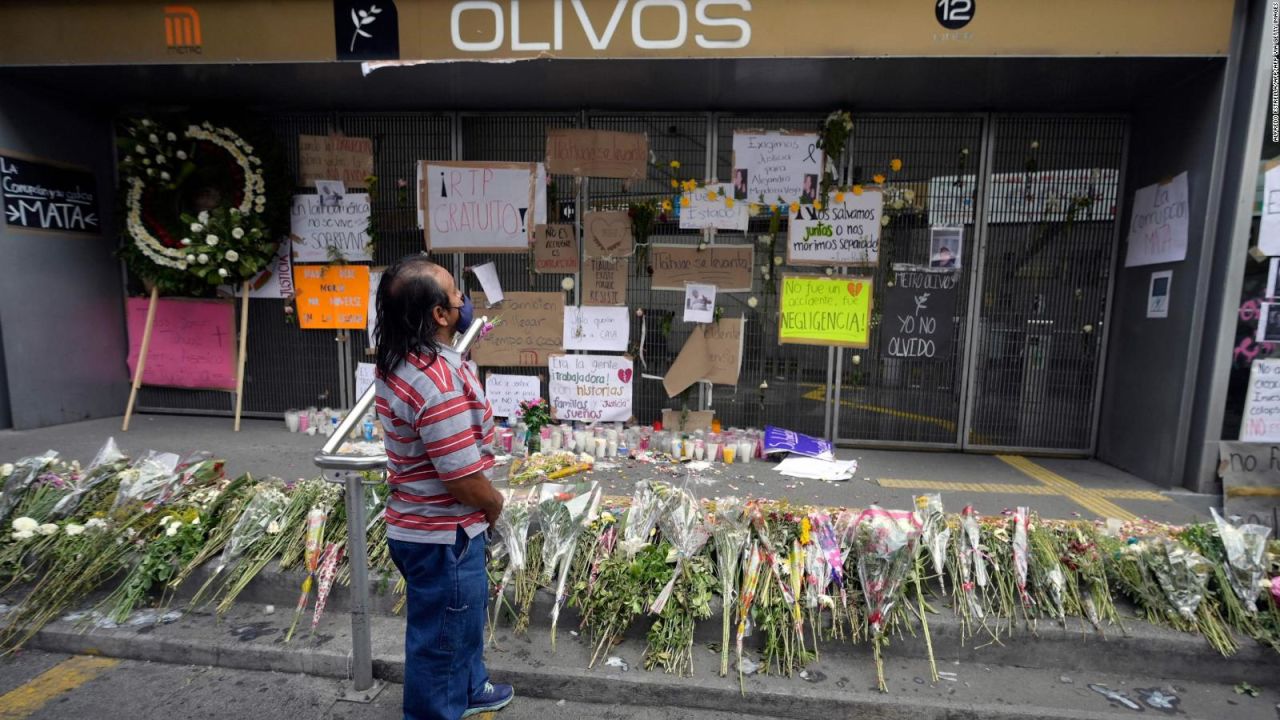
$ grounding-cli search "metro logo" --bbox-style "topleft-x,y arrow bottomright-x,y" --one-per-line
164,5 -> 203,53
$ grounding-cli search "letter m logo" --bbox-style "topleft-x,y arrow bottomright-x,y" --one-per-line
164,6 -> 203,52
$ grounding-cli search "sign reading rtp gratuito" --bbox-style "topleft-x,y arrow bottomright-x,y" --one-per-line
779,274 -> 873,348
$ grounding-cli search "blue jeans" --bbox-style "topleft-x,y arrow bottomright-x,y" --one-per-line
388,530 -> 490,720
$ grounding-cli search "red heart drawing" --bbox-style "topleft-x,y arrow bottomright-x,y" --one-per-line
847,282 -> 863,298
617,368 -> 633,383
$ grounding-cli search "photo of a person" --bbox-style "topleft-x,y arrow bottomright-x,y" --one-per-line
1265,302 -> 1280,343
800,174 -> 818,204
929,226 -> 964,270
733,168 -> 749,200
932,247 -> 957,268
316,180 -> 345,209
686,288 -> 712,312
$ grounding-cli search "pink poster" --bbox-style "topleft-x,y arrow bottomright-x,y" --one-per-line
126,297 -> 238,391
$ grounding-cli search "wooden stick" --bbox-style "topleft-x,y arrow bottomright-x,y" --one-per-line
123,286 -> 159,432
234,281 -> 251,432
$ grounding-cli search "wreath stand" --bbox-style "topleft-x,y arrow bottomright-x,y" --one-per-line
122,282 -> 252,432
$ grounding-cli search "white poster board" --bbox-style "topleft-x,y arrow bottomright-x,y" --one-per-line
563,306 -> 629,352
731,131 -> 823,205
1260,161 -> 1280,255
355,362 -> 376,399
786,190 -> 883,266
290,193 -> 373,262
679,186 -> 749,231
1240,359 -> 1280,441
471,262 -> 504,306
549,354 -> 633,422
1124,172 -> 1190,267
422,161 -> 537,252
484,374 -> 542,419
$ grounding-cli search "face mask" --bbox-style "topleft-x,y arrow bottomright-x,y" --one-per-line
454,294 -> 475,335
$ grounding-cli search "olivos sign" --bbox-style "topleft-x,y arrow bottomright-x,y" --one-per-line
0,0 -> 1233,65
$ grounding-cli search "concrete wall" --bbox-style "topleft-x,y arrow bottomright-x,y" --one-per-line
0,79 -> 127,428
1097,62 -> 1227,485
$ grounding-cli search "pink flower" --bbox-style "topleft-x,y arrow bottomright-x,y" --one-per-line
397,178 -> 408,188
1271,577 -> 1280,603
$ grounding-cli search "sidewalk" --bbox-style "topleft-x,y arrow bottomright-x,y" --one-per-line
1,414 -> 1208,522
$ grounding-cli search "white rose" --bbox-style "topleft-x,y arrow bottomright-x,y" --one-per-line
825,267 -> 834,276
176,150 -> 188,160
0,463 -> 13,477
181,237 -> 192,246
197,254 -> 208,264
186,254 -> 195,263
561,277 -> 575,291
86,518 -> 108,530
880,215 -> 891,227
64,523 -> 85,537
773,256 -> 783,266
206,235 -> 219,246
160,171 -> 171,181
747,296 -> 759,308
155,155 -> 164,165
166,132 -> 177,141
224,250 -> 239,262
178,263 -> 188,271
852,355 -> 862,365
198,211 -> 209,224
190,223 -> 203,233
191,517 -> 200,526
148,133 -> 159,143
146,168 -> 154,177
231,228 -> 245,239
217,268 -> 229,278
12,530 -> 34,541
38,523 -> 58,536
141,119 -> 151,127
11,517 -> 38,533
165,523 -> 181,537
135,144 -> 146,154
266,520 -> 281,535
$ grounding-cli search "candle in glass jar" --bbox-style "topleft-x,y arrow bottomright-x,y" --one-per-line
722,443 -> 737,464
738,440 -> 754,464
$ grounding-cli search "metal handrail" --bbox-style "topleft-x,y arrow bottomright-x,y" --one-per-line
314,316 -> 488,697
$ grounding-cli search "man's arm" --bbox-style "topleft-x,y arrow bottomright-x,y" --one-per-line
445,471 -> 504,525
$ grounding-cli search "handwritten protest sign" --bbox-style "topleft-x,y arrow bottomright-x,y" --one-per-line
1217,441 -> 1280,531
290,193 -> 372,262
650,244 -> 753,292
0,153 -> 99,234
731,130 -> 823,205
1259,160 -> 1280,255
583,211 -> 634,258
787,190 -> 882,266
564,306 -> 629,352
549,354 -> 633,422
1241,359 -> 1280,442
293,265 -> 371,330
126,297 -> 237,390
1124,172 -> 1189,267
298,135 -> 374,189
471,291 -> 563,367
423,161 -> 536,252
534,224 -> 579,274
881,266 -> 957,360
702,317 -> 745,385
679,187 -> 749,231
355,362 -> 376,399
582,257 -> 628,306
484,374 -> 542,419
545,128 -> 648,180
779,274 -> 872,348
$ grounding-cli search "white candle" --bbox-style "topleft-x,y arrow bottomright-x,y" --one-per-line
607,440 -> 618,457
595,438 -> 608,458
739,440 -> 754,464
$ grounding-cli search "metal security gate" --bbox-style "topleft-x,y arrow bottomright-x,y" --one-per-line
135,111 -> 1126,455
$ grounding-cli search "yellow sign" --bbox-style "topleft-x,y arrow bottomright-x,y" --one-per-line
779,274 -> 872,348
293,264 -> 370,330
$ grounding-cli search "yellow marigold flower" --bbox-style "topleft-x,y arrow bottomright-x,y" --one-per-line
789,201 -> 800,213
661,199 -> 673,211
726,197 -> 735,208
813,200 -> 823,211
800,517 -> 812,546
770,203 -> 779,213
890,158 -> 903,172
680,196 -> 691,207
853,184 -> 864,196
707,191 -> 718,201
670,160 -> 681,169
834,192 -> 845,203
873,174 -> 886,185
671,179 -> 679,189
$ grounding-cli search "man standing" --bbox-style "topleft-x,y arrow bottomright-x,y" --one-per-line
373,255 -> 513,720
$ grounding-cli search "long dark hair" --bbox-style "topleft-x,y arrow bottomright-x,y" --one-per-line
374,255 -> 451,377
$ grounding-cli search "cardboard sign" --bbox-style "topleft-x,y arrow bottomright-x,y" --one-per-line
564,305 -> 629,352
661,409 -> 715,433
126,297 -> 237,390
484,374 -> 542,419
293,264 -> 371,330
787,190 -> 883,266
545,128 -> 648,180
582,257 -> 628,306
1217,441 -> 1280,531
471,291 -> 564,366
702,317 -> 745,386
534,224 -> 579,274
731,131 -> 823,205
779,274 -> 873,348
881,266 -> 958,361
1124,172 -> 1190,267
423,161 -> 537,253
290,192 -> 373,262
1241,359 -> 1280,441
0,153 -> 99,234
298,134 -> 374,189
549,353 -> 633,422
583,211 -> 634,258
1260,161 -> 1280,255
679,187 -> 749,231
650,244 -> 754,292
664,329 -> 712,398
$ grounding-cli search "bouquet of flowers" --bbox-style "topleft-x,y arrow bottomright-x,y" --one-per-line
851,506 -> 922,691
620,481 -> 664,557
1209,508 -> 1272,614
285,505 -> 330,642
187,480 -> 289,608
538,481 -> 601,650
645,484 -> 713,676
490,488 -> 534,639
508,451 -> 590,486
515,397 -> 552,438
49,438 -> 129,519
111,451 -> 182,510
914,494 -> 951,590
710,497 -> 751,676
0,451 -> 60,525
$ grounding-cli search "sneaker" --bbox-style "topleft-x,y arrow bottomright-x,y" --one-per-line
462,682 -> 514,717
